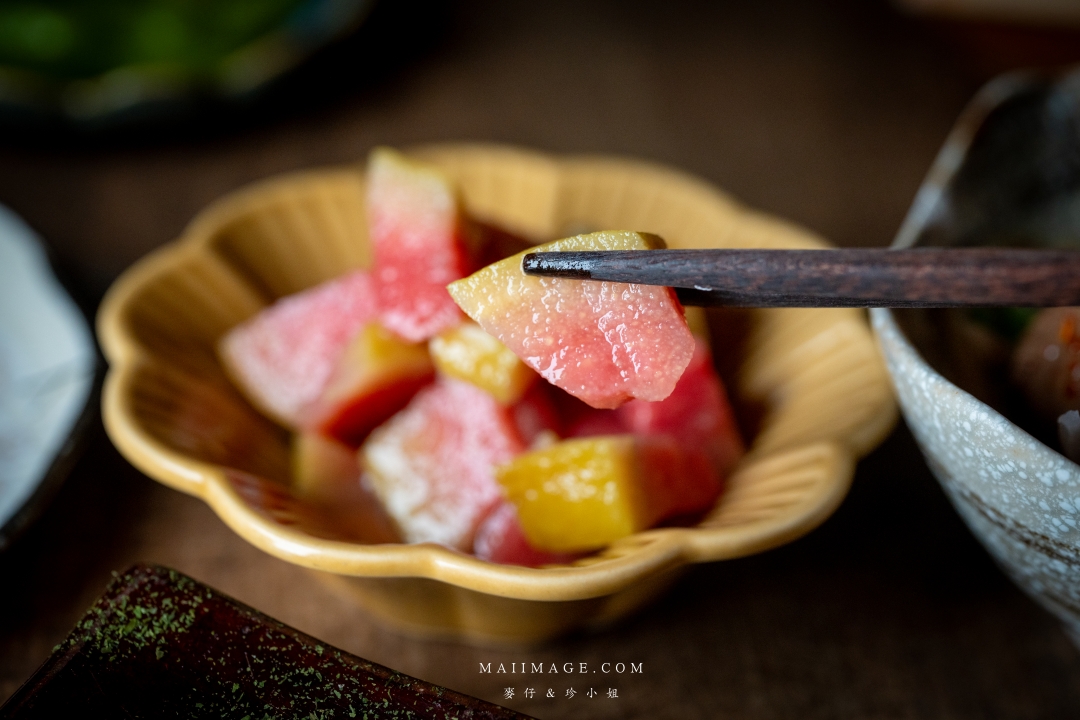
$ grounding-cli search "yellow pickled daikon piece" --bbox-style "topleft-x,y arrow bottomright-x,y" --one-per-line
429,322 -> 536,405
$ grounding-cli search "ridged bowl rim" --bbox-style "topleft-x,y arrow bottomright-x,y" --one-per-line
97,144 -> 896,602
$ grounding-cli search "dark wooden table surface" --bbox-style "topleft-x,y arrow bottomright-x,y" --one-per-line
3,1 -> 1080,717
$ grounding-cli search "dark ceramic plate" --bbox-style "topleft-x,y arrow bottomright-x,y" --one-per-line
0,565 -> 531,719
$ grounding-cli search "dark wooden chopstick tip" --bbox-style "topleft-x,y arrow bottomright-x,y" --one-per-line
521,252 -> 595,279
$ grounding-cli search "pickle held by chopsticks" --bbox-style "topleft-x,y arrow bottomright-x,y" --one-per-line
521,247 -> 1080,308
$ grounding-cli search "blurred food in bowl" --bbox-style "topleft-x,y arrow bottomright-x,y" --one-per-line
1010,307 -> 1080,422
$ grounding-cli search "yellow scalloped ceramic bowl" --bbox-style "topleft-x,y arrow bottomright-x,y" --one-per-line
98,144 -> 896,644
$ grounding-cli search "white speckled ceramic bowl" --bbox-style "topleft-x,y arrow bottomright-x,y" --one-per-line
873,68 -> 1080,643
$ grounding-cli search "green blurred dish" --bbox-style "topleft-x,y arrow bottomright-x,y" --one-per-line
0,0 -> 374,122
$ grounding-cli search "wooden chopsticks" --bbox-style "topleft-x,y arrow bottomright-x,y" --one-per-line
520,248 -> 1080,308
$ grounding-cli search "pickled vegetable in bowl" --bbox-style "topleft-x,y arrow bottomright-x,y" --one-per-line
217,148 -> 744,565
99,142 -> 895,642
956,305 -> 1080,463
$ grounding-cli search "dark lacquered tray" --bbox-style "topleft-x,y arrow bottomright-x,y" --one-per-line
0,564 -> 532,719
